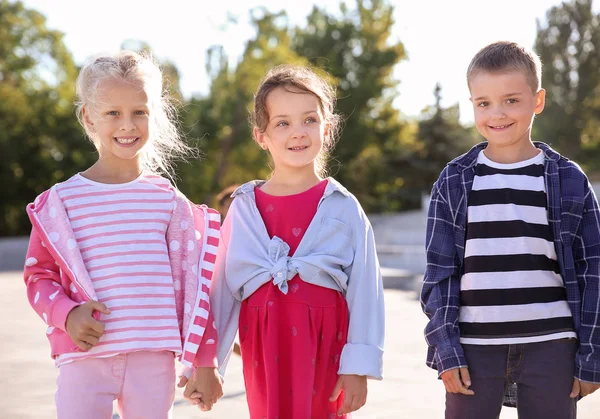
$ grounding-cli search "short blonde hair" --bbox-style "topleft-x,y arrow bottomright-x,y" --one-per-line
467,41 -> 542,94
75,50 -> 192,177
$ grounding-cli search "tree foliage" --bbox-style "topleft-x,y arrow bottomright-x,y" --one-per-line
3,0 -> 598,236
293,0 -> 410,210
534,0 -> 600,165
411,84 -> 477,194
0,0 -> 92,236
177,10 -> 309,207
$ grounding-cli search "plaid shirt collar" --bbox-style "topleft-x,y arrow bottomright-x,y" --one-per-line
450,141 -> 562,173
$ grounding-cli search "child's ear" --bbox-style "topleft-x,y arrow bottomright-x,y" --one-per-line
534,88 -> 546,115
82,106 -> 96,133
253,126 -> 268,150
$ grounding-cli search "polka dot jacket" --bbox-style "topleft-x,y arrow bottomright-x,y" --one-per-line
23,175 -> 220,371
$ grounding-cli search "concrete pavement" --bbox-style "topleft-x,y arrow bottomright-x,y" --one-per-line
2,271 -> 599,418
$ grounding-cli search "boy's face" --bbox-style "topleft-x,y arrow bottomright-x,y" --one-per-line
469,70 -> 545,150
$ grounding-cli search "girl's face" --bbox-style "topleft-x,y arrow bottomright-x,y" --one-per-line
83,78 -> 150,169
254,87 -> 327,176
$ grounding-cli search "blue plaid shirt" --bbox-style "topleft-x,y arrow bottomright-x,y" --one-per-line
421,142 -> 600,383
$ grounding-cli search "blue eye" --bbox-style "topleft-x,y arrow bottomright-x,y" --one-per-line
305,117 -> 317,123
276,121 -> 288,127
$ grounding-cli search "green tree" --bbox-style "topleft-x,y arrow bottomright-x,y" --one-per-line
534,0 -> 600,164
179,9 -> 308,205
411,84 -> 477,193
181,1 -> 417,212
0,0 -> 92,236
292,0 -> 411,211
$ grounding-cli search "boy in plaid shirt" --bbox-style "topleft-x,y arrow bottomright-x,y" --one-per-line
421,41 -> 600,418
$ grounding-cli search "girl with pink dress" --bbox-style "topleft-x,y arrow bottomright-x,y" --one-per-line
210,65 -> 385,418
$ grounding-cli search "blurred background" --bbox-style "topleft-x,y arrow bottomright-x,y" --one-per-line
3,0 -> 600,277
2,1 -> 600,417
2,0 -> 599,237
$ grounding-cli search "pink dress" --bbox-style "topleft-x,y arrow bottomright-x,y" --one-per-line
239,180 -> 350,419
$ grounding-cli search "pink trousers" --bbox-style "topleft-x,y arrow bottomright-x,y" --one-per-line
55,351 -> 176,419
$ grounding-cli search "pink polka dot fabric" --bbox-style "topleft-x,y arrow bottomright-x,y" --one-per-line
23,174 -> 220,369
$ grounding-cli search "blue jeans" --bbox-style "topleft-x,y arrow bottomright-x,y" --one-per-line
445,339 -> 578,419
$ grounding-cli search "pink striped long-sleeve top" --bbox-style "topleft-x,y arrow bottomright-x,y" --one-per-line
23,173 -> 219,369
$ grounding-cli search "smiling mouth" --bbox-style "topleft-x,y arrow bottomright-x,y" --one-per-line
288,146 -> 308,151
114,137 -> 139,145
489,123 -> 514,129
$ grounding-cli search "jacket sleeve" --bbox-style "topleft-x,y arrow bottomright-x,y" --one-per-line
210,215 -> 241,378
339,212 -> 385,380
419,174 -> 467,376
23,227 -> 79,332
572,180 -> 600,384
166,190 -> 221,370
193,310 -> 218,368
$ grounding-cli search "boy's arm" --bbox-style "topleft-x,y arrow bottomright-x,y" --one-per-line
419,176 -> 466,376
572,180 -> 600,384
339,216 -> 385,380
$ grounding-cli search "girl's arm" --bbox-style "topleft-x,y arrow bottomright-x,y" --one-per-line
340,212 -> 385,380
23,227 -> 79,332
183,310 -> 222,411
166,191 -> 220,369
193,309 -> 218,367
210,215 -> 241,378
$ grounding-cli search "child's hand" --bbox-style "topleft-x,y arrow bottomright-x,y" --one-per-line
178,367 -> 223,411
570,378 -> 600,398
329,374 -> 367,415
177,374 -> 208,410
65,301 -> 110,351
441,367 -> 475,395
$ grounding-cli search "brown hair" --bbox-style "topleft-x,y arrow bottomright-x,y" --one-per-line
215,184 -> 239,217
250,65 -> 342,177
467,41 -> 542,94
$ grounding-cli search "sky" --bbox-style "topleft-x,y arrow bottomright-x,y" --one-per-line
22,0 -> 600,124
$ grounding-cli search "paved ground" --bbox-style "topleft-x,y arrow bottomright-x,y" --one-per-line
2,271 -> 600,418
